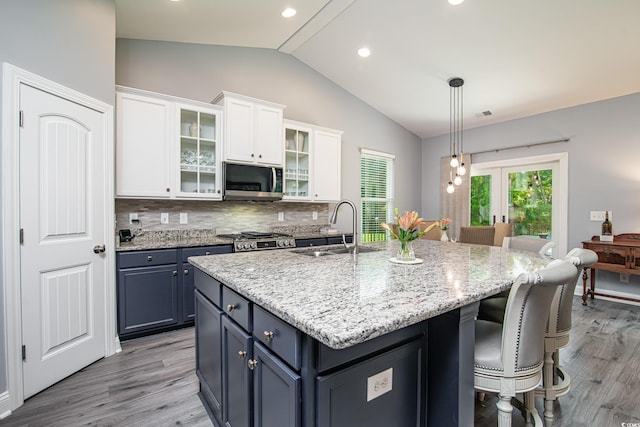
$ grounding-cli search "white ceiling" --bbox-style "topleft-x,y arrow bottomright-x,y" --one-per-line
116,0 -> 640,139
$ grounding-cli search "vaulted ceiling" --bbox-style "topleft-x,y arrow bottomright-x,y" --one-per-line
116,0 -> 640,139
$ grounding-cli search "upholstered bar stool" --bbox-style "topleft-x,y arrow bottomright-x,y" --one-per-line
503,236 -> 555,255
474,260 -> 579,427
536,248 -> 598,427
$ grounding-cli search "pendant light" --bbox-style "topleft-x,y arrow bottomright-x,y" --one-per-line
448,77 -> 465,190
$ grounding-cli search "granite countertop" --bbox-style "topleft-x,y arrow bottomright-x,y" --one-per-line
189,239 -> 550,350
115,227 -> 352,251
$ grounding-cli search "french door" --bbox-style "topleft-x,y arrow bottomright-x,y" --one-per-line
470,153 -> 568,257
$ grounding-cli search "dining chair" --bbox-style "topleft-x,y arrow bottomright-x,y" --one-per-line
458,226 -> 495,245
503,236 -> 555,255
474,259 -> 579,427
493,223 -> 512,247
418,220 -> 441,240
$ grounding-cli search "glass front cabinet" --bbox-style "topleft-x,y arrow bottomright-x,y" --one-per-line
284,123 -> 311,199
177,104 -> 222,199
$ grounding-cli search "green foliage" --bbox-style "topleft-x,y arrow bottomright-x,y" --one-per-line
470,170 -> 553,236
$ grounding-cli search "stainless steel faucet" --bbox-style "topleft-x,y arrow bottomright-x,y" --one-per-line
329,199 -> 358,254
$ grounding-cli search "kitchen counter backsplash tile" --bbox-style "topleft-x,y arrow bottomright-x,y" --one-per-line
115,199 -> 330,234
189,240 -> 551,349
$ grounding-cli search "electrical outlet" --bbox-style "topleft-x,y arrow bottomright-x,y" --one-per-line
312,211 -> 318,220
590,211 -> 612,221
129,213 -> 138,224
620,273 -> 629,283
278,212 -> 284,222
179,212 -> 188,224
160,213 -> 169,224
367,368 -> 393,402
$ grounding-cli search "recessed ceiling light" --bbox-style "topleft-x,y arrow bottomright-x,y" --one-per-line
282,8 -> 297,18
357,47 -> 371,58
448,0 -> 464,5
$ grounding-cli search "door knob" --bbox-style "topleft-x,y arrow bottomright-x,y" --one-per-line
93,244 -> 106,254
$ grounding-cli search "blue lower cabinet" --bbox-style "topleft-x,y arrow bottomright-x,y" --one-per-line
195,290 -> 223,422
253,342 -> 301,427
316,338 -> 424,427
222,316 -> 253,427
117,264 -> 178,336
181,264 -> 195,322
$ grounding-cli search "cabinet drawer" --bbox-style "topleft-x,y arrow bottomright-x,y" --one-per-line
118,249 -> 177,268
194,269 -> 222,308
181,245 -> 233,262
254,305 -> 302,370
296,238 -> 326,247
222,286 -> 252,332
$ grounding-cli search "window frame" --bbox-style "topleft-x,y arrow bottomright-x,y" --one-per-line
360,148 -> 395,243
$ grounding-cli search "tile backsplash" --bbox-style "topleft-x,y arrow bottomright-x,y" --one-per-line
115,199 -> 330,235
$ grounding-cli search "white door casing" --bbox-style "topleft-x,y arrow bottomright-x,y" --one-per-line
1,64 -> 116,414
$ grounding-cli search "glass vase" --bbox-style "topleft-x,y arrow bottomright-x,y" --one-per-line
441,230 -> 449,242
396,240 -> 415,261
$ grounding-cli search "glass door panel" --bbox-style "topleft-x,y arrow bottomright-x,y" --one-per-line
506,168 -> 553,239
179,108 -> 220,197
284,127 -> 310,198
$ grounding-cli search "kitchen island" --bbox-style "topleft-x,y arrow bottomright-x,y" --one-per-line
189,239 -> 550,427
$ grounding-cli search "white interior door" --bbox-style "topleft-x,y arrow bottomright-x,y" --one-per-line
19,83 -> 107,398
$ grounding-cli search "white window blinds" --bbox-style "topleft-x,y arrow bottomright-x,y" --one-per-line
360,149 -> 394,242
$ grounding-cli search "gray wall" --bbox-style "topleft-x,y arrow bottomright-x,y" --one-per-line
115,39 -> 423,232
0,0 -> 115,405
422,92 -> 640,297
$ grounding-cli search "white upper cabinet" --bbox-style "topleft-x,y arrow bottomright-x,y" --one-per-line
312,127 -> 342,202
116,89 -> 173,198
175,103 -> 222,199
116,86 -> 223,200
283,120 -> 342,203
213,91 -> 285,167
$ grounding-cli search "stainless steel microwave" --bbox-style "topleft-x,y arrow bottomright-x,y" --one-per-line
222,162 -> 283,201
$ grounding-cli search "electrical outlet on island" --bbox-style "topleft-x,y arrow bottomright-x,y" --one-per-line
160,213 -> 169,224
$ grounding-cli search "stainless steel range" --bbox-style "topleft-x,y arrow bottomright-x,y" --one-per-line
217,231 -> 296,252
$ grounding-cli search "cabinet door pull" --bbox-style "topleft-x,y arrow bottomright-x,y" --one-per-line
248,359 -> 258,370
184,269 -> 189,275
173,271 -> 177,276
237,351 -> 247,359
147,256 -> 153,261
166,188 -> 170,192
263,331 -> 274,341
226,304 -> 236,313
205,251 -> 211,255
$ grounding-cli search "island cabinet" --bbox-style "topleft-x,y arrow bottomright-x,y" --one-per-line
194,269 -> 426,427
117,245 -> 232,340
213,91 -> 285,167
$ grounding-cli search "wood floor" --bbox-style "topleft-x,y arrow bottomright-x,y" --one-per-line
1,296 -> 639,427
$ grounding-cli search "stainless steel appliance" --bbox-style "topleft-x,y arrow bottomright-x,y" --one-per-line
222,162 -> 283,201
217,231 -> 296,252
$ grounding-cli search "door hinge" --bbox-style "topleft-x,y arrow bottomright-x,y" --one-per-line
19,110 -> 24,128
20,228 -> 24,245
22,345 -> 26,361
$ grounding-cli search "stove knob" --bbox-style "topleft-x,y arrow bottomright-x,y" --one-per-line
250,242 -> 257,249
238,243 -> 246,251
277,240 -> 284,247
288,239 -> 295,247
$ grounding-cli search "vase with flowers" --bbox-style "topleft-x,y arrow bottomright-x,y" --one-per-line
440,217 -> 452,242
381,208 -> 438,262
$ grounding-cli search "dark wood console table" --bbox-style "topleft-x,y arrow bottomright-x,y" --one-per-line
581,233 -> 640,305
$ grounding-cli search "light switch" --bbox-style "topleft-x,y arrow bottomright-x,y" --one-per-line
160,213 -> 169,224
312,211 -> 318,220
278,212 -> 284,222
179,213 -> 188,224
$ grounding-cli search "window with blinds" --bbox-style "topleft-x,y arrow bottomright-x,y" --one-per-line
360,149 -> 394,242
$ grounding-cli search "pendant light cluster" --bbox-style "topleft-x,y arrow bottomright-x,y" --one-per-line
447,77 -> 466,194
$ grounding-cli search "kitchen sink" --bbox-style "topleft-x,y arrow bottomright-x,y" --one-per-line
292,246 -> 382,257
